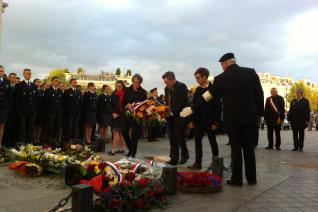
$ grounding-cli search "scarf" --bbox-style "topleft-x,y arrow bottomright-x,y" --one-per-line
115,89 -> 125,112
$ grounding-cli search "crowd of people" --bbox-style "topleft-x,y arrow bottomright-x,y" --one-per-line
0,52 -> 315,187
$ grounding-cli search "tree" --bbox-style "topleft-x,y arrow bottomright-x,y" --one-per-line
115,68 -> 121,76
48,69 -> 67,84
287,81 -> 318,111
77,67 -> 84,74
126,69 -> 132,76
64,68 -> 70,73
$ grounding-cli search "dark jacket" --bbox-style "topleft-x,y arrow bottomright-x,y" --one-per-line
123,85 -> 147,106
0,78 -> 11,110
195,64 -> 264,128
164,81 -> 189,117
264,95 -> 285,126
44,87 -> 64,115
98,93 -> 112,115
63,87 -> 82,115
287,98 -> 310,128
111,92 -> 125,115
35,88 -> 45,114
14,81 -> 38,115
83,91 -> 98,113
191,82 -> 222,126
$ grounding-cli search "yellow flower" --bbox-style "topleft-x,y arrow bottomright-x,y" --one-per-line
94,166 -> 101,174
137,112 -> 144,118
139,106 -> 145,111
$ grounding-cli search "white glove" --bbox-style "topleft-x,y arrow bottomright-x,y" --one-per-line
202,91 -> 213,101
180,107 -> 193,118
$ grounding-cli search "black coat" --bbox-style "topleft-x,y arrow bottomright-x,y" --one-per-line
35,88 -> 45,114
0,78 -> 11,110
123,85 -> 147,105
287,98 -> 310,128
196,64 -> 264,128
264,95 -> 285,126
191,82 -> 222,127
44,87 -> 64,115
98,93 -> 112,115
14,81 -> 38,115
83,91 -> 98,113
164,81 -> 189,116
111,92 -> 125,115
63,87 -> 82,115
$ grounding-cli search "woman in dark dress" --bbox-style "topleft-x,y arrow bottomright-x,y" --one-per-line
98,85 -> 112,143
33,79 -> 45,144
83,82 -> 98,144
108,80 -> 126,155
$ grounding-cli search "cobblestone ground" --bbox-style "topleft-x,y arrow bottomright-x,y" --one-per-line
0,129 -> 317,212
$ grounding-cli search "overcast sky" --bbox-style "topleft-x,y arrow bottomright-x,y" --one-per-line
1,0 -> 318,91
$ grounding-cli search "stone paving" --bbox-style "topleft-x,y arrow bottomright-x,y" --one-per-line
0,129 -> 317,212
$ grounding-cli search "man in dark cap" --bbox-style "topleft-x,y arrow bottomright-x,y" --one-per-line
181,53 -> 264,186
147,88 -> 161,142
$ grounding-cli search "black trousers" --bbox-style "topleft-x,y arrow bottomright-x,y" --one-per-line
227,125 -> 257,184
194,124 -> 218,163
47,114 -> 62,142
292,127 -> 305,150
167,117 -> 189,162
267,125 -> 281,148
123,118 -> 142,157
19,114 -> 35,144
3,110 -> 18,147
65,114 -> 80,141
148,123 -> 157,141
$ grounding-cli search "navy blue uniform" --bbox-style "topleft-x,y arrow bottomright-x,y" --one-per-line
83,91 -> 98,126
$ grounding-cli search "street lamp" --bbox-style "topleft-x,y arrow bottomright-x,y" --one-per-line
0,1 -> 8,51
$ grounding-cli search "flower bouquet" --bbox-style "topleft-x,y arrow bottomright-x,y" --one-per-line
177,171 -> 223,193
126,100 -> 171,126
9,161 -> 43,177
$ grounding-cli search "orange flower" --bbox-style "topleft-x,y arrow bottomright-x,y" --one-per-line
147,100 -> 155,105
157,106 -> 167,112
137,112 -> 144,118
139,106 -> 146,111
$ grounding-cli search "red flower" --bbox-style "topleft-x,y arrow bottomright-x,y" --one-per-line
146,189 -> 155,198
126,172 -> 136,182
103,186 -> 110,193
156,186 -> 165,193
134,198 -> 144,208
138,178 -> 148,187
98,162 -> 107,170
110,198 -> 120,208
87,164 -> 96,172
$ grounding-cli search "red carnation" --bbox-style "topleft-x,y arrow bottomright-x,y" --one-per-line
146,189 -> 155,198
98,162 -> 107,170
156,186 -> 165,193
126,172 -> 136,182
87,164 -> 96,172
134,198 -> 144,208
110,198 -> 120,208
138,178 -> 148,187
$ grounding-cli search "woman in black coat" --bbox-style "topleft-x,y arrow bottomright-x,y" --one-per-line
83,82 -> 98,144
97,85 -> 112,142
108,80 -> 126,155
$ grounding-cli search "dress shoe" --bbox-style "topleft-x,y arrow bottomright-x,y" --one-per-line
107,151 -> 115,156
248,181 -> 257,185
226,142 -> 231,145
187,162 -> 202,170
226,180 -> 243,187
166,160 -> 179,166
276,147 -> 281,150
265,146 -> 273,150
292,148 -> 298,151
299,148 -> 303,152
179,157 -> 189,165
126,152 -> 132,157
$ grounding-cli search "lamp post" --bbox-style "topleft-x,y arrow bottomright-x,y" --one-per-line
0,0 -> 8,51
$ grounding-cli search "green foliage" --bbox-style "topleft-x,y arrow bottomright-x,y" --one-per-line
126,69 -> 132,76
48,69 -> 67,84
77,67 -> 84,74
287,81 -> 318,111
115,68 -> 121,76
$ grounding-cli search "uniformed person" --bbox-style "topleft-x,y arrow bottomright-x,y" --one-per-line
181,53 -> 264,186
0,65 -> 12,149
44,77 -> 63,142
97,85 -> 112,143
82,82 -> 98,144
33,78 -> 45,144
63,79 -> 82,142
15,68 -> 37,144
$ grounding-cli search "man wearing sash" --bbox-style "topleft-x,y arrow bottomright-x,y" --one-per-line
264,88 -> 285,150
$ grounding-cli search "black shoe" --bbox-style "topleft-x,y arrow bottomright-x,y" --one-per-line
115,150 -> 125,154
276,147 -> 281,150
299,148 -> 303,152
226,142 -> 231,145
226,180 -> 243,187
265,146 -> 273,150
248,181 -> 257,185
179,157 -> 189,165
107,151 -> 115,155
292,148 -> 298,151
166,160 -> 179,166
187,162 -> 202,170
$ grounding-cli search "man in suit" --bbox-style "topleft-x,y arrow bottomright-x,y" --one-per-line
147,88 -> 160,142
0,65 -> 12,149
162,71 -> 189,165
181,53 -> 264,186
187,67 -> 221,170
264,88 -> 285,150
63,79 -> 82,142
15,68 -> 37,144
287,88 -> 310,152
44,77 -> 63,142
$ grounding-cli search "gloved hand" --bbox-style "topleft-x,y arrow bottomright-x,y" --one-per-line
180,107 -> 193,117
